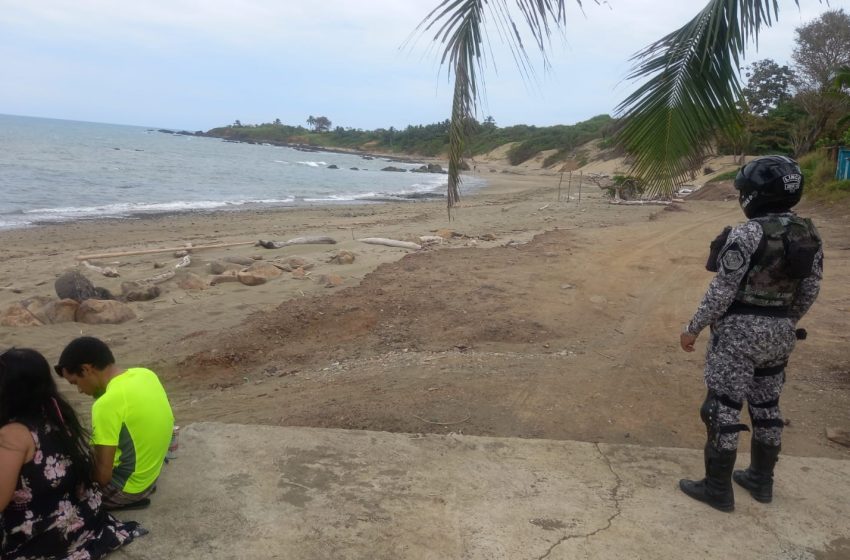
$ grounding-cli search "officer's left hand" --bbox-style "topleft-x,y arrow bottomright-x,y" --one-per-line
680,332 -> 697,352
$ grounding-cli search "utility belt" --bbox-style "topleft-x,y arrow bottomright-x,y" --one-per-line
724,301 -> 790,318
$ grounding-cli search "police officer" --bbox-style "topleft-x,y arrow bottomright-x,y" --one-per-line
678,156 -> 823,512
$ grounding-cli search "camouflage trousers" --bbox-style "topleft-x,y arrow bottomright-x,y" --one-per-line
703,314 -> 797,451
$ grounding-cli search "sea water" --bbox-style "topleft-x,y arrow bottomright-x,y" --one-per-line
0,114 -> 483,230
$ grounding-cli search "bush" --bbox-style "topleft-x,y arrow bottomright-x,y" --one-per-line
799,150 -> 850,203
706,170 -> 739,183
601,175 -> 646,200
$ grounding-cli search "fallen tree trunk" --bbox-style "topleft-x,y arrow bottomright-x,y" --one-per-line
257,236 -> 337,249
358,238 -> 422,250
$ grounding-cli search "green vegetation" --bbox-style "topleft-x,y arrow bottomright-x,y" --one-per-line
706,170 -> 739,183
419,2 -> 850,210
799,150 -> 850,203
204,114 -> 615,166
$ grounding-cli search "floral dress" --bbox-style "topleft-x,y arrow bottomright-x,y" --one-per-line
1,421 -> 144,560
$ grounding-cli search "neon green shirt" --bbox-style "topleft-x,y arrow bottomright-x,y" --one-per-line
91,367 -> 174,493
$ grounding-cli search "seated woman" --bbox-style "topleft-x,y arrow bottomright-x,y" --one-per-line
1,347 -> 145,559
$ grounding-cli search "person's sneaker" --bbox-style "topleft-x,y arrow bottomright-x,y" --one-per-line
106,498 -> 151,512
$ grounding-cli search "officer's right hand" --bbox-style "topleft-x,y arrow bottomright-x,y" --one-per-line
680,332 -> 697,352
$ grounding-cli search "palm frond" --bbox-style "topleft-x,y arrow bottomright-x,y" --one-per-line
833,66 -> 850,91
419,0 -> 575,214
615,0 -> 799,197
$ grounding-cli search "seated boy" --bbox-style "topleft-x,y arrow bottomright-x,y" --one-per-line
56,336 -> 174,509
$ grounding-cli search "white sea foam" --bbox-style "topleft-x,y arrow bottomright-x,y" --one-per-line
20,198 -> 297,222
296,161 -> 328,167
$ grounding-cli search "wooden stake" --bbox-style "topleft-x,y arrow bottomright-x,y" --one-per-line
76,241 -> 256,261
578,171 -> 583,204
557,171 -> 564,202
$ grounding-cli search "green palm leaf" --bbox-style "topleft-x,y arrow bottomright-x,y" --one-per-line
616,0 -> 799,197
419,0 -> 573,216
421,0 -> 816,208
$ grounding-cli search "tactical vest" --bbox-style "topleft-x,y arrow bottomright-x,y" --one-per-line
731,215 -> 821,314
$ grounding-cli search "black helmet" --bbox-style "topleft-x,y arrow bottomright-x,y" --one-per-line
734,155 -> 803,218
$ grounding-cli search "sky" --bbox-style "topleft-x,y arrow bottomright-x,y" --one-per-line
0,0 -> 842,131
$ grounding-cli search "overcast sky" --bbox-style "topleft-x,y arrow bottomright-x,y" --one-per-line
0,0 -> 840,131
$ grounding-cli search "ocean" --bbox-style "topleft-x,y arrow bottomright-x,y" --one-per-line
0,114 -> 482,230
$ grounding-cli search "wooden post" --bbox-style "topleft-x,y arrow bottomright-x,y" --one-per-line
557,171 -> 564,201
578,171 -> 583,204
567,171 -> 573,202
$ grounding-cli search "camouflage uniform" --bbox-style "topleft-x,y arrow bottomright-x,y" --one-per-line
685,213 -> 823,451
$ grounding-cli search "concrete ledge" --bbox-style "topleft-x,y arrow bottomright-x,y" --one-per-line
114,423 -> 850,559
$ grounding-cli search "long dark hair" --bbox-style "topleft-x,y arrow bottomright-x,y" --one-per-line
0,347 -> 94,485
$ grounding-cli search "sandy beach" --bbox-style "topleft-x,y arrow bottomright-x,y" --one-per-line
2,159 -> 848,460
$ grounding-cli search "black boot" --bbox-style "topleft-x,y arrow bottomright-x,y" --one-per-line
733,440 -> 780,503
679,445 -> 737,512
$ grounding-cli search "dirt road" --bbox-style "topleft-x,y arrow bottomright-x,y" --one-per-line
165,198 -> 850,459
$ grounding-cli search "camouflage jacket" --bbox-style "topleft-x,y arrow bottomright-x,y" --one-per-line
685,213 -> 823,336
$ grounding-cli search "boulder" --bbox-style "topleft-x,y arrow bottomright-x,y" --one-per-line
286,257 -> 313,270
177,272 -> 207,291
25,297 -> 78,324
317,274 -> 344,288
1,303 -> 44,327
327,164 -> 339,169
381,166 -> 407,172
435,229 -> 456,240
209,272 -> 240,286
329,251 -> 356,265
76,299 -> 136,325
291,267 -> 308,280
93,287 -> 115,300
209,261 -> 243,275
121,281 -> 161,302
411,163 -> 445,174
173,250 -> 190,258
238,262 -> 282,286
224,256 -> 255,266
55,271 -> 98,302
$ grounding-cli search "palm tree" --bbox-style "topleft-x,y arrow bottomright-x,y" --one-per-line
420,0 -> 814,213
832,66 -> 850,130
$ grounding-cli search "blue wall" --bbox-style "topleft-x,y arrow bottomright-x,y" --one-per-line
838,147 -> 850,180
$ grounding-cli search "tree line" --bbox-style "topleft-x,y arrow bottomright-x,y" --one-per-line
210,9 -> 849,183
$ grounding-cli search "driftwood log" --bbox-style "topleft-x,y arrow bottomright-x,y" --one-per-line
257,236 -> 337,249
608,199 -> 672,206
76,241 -> 255,261
81,261 -> 120,278
138,270 -> 176,285
358,238 -> 422,250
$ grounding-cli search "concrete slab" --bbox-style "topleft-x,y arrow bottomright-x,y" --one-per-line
113,423 -> 850,560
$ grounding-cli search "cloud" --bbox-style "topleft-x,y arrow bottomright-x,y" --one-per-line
0,0 -> 839,129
